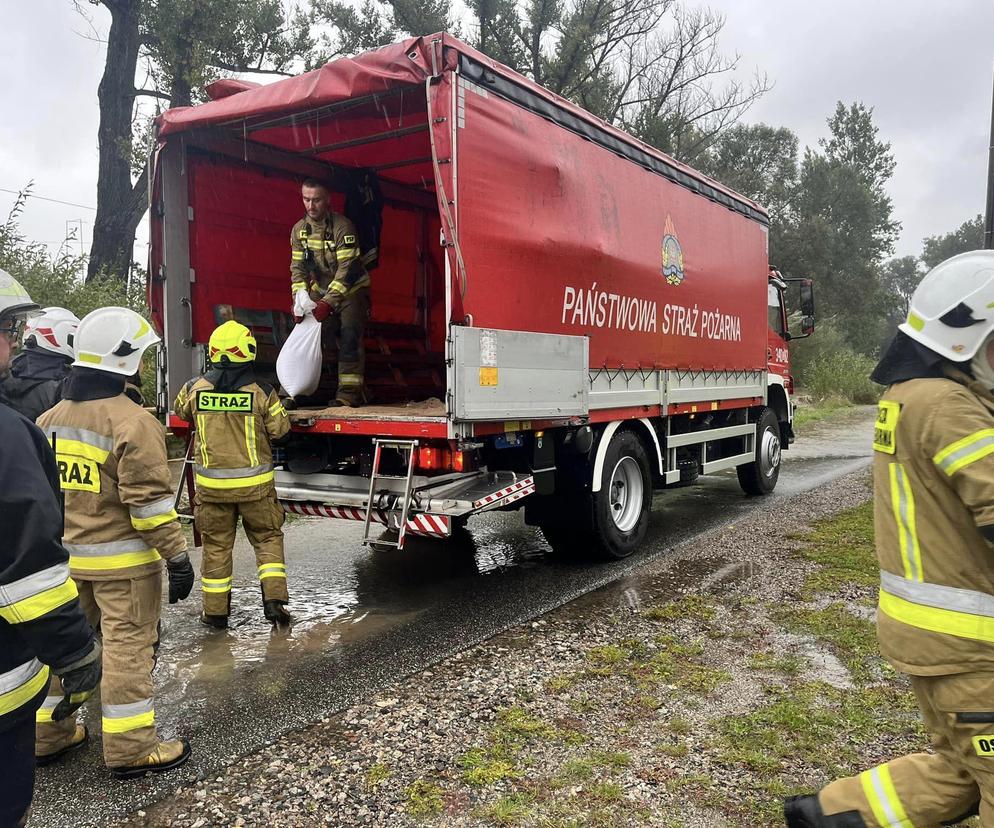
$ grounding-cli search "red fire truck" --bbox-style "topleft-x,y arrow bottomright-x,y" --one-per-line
150,33 -> 815,559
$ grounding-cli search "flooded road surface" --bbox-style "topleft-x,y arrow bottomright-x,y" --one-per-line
31,408 -> 874,827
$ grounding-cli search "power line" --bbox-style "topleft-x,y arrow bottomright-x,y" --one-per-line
0,187 -> 96,212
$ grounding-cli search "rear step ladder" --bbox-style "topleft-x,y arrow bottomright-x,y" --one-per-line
362,438 -> 418,550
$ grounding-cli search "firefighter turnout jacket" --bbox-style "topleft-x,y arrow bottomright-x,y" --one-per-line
174,377 -> 290,502
0,397 -> 95,733
289,213 -> 369,304
1,345 -> 71,421
873,367 -> 994,673
36,394 -> 187,580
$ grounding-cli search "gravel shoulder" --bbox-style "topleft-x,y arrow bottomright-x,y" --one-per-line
109,469 -> 929,828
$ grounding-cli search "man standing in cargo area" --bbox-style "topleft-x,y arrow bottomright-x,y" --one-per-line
784,250 -> 994,827
35,306 -> 195,780
289,178 -> 370,407
174,320 -> 292,627
0,270 -> 101,826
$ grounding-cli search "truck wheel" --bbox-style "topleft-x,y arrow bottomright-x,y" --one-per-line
737,407 -> 782,496
591,429 -> 652,558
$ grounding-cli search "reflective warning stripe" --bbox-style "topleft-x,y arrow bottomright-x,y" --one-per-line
290,280 -> 307,292
35,694 -> 63,723
880,571 -> 994,643
245,415 -> 259,467
65,538 -> 161,571
338,373 -> 363,389
934,428 -> 994,476
130,497 -> 179,531
196,414 -> 209,467
258,563 -> 286,581
46,427 -> 112,464
102,699 -> 155,734
0,562 -> 78,623
860,764 -> 913,827
195,464 -> 274,489
291,251 -> 306,261
269,401 -> 286,418
0,659 -> 49,716
335,247 -> 358,260
201,576 -> 232,594
888,463 -> 922,582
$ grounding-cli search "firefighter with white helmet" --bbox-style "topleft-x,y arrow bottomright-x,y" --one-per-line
174,320 -> 292,627
785,250 -> 994,826
35,306 -> 195,779
1,306 -> 79,421
0,270 -> 100,824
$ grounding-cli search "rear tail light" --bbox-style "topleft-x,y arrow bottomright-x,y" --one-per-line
415,445 -> 477,473
417,446 -> 442,470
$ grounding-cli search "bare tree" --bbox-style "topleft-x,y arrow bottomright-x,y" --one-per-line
80,0 -> 311,281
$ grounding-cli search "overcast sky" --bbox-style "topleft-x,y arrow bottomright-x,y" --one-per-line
2,0 -> 993,270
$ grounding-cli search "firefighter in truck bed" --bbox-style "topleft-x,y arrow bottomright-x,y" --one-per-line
288,178 -> 370,408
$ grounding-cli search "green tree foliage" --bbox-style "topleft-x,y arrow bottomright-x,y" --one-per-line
920,214 -> 984,269
879,255 -> 922,319
774,104 -> 899,355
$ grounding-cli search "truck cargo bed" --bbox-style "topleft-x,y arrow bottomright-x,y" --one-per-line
290,398 -> 445,423
287,398 -> 448,437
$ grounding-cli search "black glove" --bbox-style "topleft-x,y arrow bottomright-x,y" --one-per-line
52,640 -> 102,722
167,553 -> 195,604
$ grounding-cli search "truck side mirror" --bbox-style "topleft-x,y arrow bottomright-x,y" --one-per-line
799,279 -> 815,319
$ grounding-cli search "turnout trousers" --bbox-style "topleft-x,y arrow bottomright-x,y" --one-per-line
819,671 -> 994,825
196,491 -> 288,616
35,572 -> 162,767
1,715 -> 38,827
322,287 -> 370,401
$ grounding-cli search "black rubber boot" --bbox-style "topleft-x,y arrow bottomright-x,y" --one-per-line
200,613 -> 228,630
264,600 -> 291,626
784,795 -> 866,827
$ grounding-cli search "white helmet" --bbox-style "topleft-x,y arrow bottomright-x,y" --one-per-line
900,250 -> 994,362
73,307 -> 160,376
23,307 -> 80,358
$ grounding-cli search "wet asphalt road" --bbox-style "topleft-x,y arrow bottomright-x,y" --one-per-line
31,408 -> 875,827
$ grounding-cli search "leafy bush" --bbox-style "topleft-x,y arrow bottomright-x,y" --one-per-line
791,316 -> 880,403
804,349 -> 879,403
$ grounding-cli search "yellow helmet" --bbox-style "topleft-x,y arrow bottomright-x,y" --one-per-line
209,320 -> 256,364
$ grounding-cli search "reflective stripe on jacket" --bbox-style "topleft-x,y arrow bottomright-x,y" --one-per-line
173,378 -> 290,503
36,394 -> 187,581
0,400 -> 95,733
289,213 -> 369,302
873,370 -> 994,674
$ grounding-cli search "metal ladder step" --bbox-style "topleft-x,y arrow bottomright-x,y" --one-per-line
362,438 -> 418,550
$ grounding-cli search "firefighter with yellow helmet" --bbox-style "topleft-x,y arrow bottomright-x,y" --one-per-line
174,320 -> 292,627
35,306 -> 194,779
785,250 -> 994,826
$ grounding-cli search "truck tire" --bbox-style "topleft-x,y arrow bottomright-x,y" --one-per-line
737,407 -> 782,496
541,429 -> 651,560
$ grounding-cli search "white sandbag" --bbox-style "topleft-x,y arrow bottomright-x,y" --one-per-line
276,314 -> 323,398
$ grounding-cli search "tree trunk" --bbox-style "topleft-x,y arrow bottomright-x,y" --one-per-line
87,0 -> 142,282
